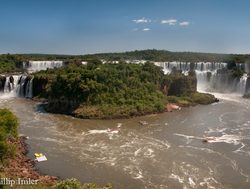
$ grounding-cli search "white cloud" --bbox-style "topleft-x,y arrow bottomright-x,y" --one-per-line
161,19 -> 177,25
133,17 -> 151,23
143,28 -> 150,31
179,21 -> 190,26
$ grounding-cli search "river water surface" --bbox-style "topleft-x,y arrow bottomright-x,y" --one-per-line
0,94 -> 250,189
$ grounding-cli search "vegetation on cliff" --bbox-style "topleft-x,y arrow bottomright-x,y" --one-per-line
34,62 -> 168,118
32,62 -> 217,119
0,109 -> 18,163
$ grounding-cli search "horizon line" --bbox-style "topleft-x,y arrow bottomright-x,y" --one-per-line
0,49 -> 249,56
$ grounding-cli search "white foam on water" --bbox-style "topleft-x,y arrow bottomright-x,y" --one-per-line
0,92 -> 17,99
117,123 -> 122,128
178,145 -> 221,155
169,173 -> 184,183
134,148 -> 142,156
134,170 -> 143,179
199,177 -> 221,189
87,129 -> 110,134
143,148 -> 155,158
188,177 -> 196,188
87,128 -> 120,135
174,133 -> 204,144
205,134 -> 248,145
205,127 -> 227,134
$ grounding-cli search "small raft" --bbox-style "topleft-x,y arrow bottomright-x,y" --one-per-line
34,153 -> 47,162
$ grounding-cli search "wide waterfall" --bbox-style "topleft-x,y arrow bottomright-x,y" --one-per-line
23,60 -> 64,73
155,62 -> 250,95
1,62 -> 250,99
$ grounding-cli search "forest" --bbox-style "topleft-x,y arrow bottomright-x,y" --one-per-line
32,62 -> 217,119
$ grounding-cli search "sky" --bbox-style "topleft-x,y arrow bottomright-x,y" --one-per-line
1,0 -> 250,55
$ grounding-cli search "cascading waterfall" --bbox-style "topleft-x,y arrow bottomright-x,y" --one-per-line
1,61 -> 250,99
2,75 -> 19,94
0,60 -> 64,98
160,62 -> 250,95
16,76 -> 34,98
23,60 -> 64,73
0,75 -> 33,98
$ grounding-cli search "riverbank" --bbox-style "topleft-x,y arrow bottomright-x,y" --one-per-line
2,136 -> 57,186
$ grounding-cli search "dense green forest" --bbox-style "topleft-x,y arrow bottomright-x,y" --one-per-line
84,49 -> 250,63
0,49 -> 250,74
0,55 -> 20,73
32,62 -> 216,119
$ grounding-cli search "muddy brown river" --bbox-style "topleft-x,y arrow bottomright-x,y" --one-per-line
0,93 -> 250,189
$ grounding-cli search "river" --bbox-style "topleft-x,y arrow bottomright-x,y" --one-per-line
0,92 -> 250,189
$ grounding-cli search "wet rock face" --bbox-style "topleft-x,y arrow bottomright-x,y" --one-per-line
168,74 -> 197,96
0,76 -> 6,92
245,76 -> 250,94
46,97 -> 79,115
243,76 -> 250,98
32,77 -> 49,97
207,72 -> 212,82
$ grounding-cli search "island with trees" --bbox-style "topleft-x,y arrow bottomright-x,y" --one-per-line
31,61 -> 218,119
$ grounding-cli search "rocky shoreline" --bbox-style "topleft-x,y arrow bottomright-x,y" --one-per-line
3,136 -> 57,185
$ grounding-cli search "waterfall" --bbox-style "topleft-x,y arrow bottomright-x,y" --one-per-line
25,78 -> 33,98
23,60 -> 64,73
16,76 -> 34,98
1,75 -> 19,96
0,75 -> 34,98
158,62 -> 249,95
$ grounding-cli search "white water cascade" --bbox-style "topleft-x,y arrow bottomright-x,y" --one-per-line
23,60 -> 64,73
158,62 -> 250,95
1,60 -> 64,99
0,75 -> 34,98
3,75 -> 19,93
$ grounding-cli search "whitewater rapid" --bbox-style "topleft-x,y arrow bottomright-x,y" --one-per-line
0,93 -> 250,189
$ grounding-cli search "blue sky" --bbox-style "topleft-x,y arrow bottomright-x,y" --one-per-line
0,0 -> 250,54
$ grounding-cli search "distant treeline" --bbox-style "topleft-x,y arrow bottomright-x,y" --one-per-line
0,49 -> 250,73
86,49 -> 250,63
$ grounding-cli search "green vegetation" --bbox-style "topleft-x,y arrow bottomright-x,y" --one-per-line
166,92 -> 218,107
0,54 -> 27,73
4,180 -> 113,189
32,61 -> 216,119
33,62 -> 168,118
0,109 -> 18,163
0,62 -> 15,74
0,49 -> 250,74
55,179 -> 113,189
83,49 -> 250,63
